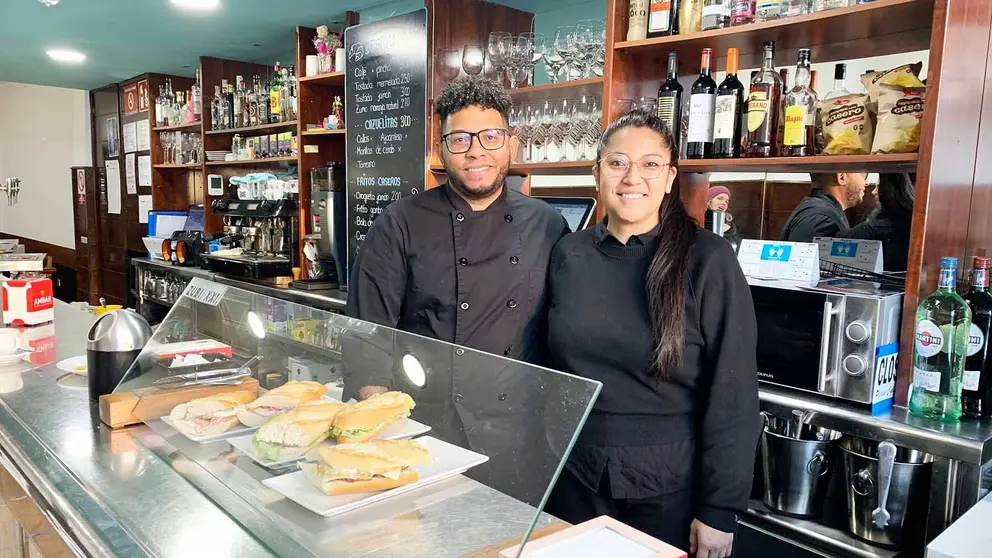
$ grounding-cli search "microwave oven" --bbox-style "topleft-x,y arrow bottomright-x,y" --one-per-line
750,278 -> 903,410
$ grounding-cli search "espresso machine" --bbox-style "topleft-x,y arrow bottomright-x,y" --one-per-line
306,162 -> 347,287
201,197 -> 299,279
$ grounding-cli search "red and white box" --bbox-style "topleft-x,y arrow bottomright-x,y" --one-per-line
20,322 -> 56,367
2,278 -> 55,326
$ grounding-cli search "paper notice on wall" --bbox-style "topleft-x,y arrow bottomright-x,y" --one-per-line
125,153 -> 137,194
136,120 -> 150,151
123,121 -> 137,153
138,155 -> 152,186
138,195 -> 153,224
106,160 -> 122,215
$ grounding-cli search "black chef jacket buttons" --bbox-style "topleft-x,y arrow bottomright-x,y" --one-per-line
507,300 -> 517,309
504,214 -> 513,223
509,255 -> 519,265
454,394 -> 463,402
498,392 -> 507,401
503,347 -> 511,356
459,257 -> 468,266
460,302 -> 470,311
456,213 -> 465,222
456,348 -> 465,356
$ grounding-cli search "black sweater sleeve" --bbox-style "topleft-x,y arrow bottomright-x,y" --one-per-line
694,237 -> 761,532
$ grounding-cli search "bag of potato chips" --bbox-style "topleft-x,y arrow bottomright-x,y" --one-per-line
861,63 -> 925,102
871,85 -> 925,154
819,94 -> 874,155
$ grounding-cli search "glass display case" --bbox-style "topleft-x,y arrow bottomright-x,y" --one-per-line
112,278 -> 602,556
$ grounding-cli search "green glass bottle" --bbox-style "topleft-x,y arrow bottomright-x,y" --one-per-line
909,257 -> 972,422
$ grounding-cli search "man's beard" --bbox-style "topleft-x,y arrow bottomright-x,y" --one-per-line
446,162 -> 509,201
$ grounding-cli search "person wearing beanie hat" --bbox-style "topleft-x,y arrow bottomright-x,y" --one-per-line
707,186 -> 731,212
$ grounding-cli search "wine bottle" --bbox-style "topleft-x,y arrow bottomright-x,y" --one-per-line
713,47 -> 744,158
686,48 -> 717,159
656,51 -> 684,146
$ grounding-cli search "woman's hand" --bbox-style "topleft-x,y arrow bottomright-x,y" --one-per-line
689,519 -> 734,558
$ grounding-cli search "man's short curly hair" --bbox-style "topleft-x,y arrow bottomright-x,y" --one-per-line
433,76 -> 513,129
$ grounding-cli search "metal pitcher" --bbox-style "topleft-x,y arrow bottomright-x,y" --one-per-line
839,437 -> 932,549
761,414 -> 842,517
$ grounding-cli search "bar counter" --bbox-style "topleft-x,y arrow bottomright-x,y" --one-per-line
0,301 -> 553,557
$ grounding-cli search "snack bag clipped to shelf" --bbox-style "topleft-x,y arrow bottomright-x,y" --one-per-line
819,94 -> 875,155
872,85 -> 925,154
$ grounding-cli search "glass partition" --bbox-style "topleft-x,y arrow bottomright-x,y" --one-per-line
114,278 -> 601,556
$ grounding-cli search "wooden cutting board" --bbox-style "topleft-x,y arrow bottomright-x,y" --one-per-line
98,378 -> 260,429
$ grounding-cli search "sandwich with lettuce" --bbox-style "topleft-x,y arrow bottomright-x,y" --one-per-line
331,391 -> 415,443
252,400 -> 346,461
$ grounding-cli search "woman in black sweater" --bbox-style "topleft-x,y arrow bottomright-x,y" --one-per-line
545,111 -> 759,558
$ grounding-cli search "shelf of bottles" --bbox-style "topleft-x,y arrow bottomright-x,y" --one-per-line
155,74 -> 203,129
209,62 -> 299,134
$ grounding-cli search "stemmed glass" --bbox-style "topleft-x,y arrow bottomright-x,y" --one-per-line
513,104 -> 534,162
438,48 -> 461,83
575,20 -> 603,79
487,32 -> 512,85
554,26 -> 580,82
506,34 -> 533,88
552,99 -> 572,162
584,97 -> 603,161
521,32 -> 545,88
462,44 -> 485,76
570,97 -> 592,161
544,28 -> 567,84
534,101 -> 554,163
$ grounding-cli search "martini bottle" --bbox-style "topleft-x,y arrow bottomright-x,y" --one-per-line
909,257 -> 971,422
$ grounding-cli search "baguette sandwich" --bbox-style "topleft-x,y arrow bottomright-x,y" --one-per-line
252,400 -> 347,461
331,391 -> 416,443
237,381 -> 328,427
300,439 -> 432,495
168,390 -> 257,436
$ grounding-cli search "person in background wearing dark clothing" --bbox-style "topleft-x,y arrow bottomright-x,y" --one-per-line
780,171 -> 867,242
837,172 -> 915,272
545,111 -> 760,558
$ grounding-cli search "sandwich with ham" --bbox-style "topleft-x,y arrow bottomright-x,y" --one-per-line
237,381 -> 328,427
300,439 -> 432,495
168,390 -> 257,436
252,400 -> 347,461
331,391 -> 416,443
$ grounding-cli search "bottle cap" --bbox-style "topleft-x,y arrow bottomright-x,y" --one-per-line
974,256 -> 991,269
726,48 -> 739,74
941,256 -> 958,269
764,40 -> 776,50
834,63 -> 846,80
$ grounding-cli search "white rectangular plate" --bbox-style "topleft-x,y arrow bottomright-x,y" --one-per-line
229,418 -> 431,469
262,436 -> 488,517
160,415 -> 260,444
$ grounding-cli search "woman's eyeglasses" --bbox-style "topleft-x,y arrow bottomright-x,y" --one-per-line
442,128 -> 509,154
598,154 -> 672,180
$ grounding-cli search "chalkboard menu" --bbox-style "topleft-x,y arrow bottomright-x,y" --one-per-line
345,8 -> 428,270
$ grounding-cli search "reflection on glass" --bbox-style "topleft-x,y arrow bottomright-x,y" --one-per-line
438,48 -> 461,83
462,44 -> 485,76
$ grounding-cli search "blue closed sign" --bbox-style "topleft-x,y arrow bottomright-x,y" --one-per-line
760,244 -> 792,262
831,242 -> 859,258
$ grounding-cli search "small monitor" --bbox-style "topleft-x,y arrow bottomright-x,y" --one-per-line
184,206 -> 205,232
535,196 -> 597,233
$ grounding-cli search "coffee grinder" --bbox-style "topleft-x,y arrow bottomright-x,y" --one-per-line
303,162 -> 347,288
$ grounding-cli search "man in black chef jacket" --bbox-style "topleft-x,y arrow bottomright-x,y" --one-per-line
342,77 -> 569,504
780,171 -> 867,242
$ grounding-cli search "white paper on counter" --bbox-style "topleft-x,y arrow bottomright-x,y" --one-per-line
123,122 -> 137,153
138,195 -> 153,224
136,120 -> 150,151
125,153 -> 137,194
137,155 -> 152,186
105,160 -> 122,215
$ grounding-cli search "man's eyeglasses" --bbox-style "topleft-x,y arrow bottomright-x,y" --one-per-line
442,129 -> 508,154
598,154 -> 673,180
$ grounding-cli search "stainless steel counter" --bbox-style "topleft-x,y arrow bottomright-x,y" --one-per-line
0,302 -> 550,557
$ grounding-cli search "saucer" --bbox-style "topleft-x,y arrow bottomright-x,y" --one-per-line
0,352 -> 28,367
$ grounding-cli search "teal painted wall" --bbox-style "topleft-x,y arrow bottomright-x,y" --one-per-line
360,0 -> 427,23
533,0 -> 607,85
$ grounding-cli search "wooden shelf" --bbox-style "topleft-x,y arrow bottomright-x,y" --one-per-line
205,156 -> 298,167
153,163 -> 202,169
678,153 -> 919,173
430,160 -> 595,176
301,128 -> 346,136
614,0 -> 933,69
153,122 -> 202,132
299,71 -> 345,86
506,78 -> 605,104
205,121 -> 298,136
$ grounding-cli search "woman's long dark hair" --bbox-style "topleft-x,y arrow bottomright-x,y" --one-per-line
597,110 -> 696,378
877,172 -> 915,222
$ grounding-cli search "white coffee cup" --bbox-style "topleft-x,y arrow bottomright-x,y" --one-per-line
0,329 -> 20,355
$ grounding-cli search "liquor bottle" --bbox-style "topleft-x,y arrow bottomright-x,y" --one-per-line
702,0 -> 730,30
909,257 -> 971,422
211,85 -> 222,130
248,79 -> 259,127
232,76 -> 243,128
282,67 -> 293,121
289,66 -> 299,121
258,79 -> 271,125
686,48 -> 717,159
656,51 -> 684,145
780,0 -> 807,17
782,49 -> 817,157
755,0 -> 781,21
713,48 -> 744,158
193,69 -> 202,122
647,0 -> 679,38
776,68 -> 789,155
270,63 -> 283,123
155,86 -> 165,127
628,0 -> 650,41
220,81 -> 231,130
679,0 -> 703,35
824,63 -> 850,99
186,89 -> 195,124
963,257 -> 992,418
731,0 -> 755,24
241,78 -> 251,127
745,41 -> 782,157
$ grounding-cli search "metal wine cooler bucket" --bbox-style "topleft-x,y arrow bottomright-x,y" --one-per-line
761,414 -> 842,518
839,437 -> 932,549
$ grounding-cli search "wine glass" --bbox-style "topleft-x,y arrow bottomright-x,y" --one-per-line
514,104 -> 534,162
554,26 -> 579,82
462,44 -> 485,76
544,28 -> 567,84
520,32 -> 545,87
552,99 -> 573,161
438,48 -> 461,83
487,31 -> 512,85
574,20 -> 602,79
506,34 -> 533,88
585,97 -> 603,160
534,101 -> 554,163
570,97 -> 591,161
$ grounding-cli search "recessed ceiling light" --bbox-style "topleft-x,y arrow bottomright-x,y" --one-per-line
46,49 -> 85,63
170,0 -> 220,10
